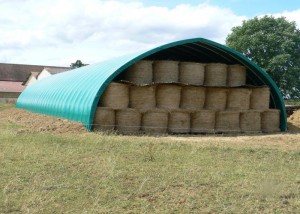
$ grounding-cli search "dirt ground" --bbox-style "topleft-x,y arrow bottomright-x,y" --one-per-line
1,105 -> 300,135
0,106 -> 86,134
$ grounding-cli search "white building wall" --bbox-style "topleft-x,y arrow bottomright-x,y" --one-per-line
37,69 -> 51,80
25,76 -> 37,86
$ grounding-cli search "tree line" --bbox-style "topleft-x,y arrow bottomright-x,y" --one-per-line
226,15 -> 300,99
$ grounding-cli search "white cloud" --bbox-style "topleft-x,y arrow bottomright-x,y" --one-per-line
272,9 -> 300,28
0,0 -> 247,66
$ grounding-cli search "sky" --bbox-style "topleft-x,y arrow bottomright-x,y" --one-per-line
0,0 -> 299,66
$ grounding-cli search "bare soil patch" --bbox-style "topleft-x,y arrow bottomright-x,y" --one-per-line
0,106 -> 86,134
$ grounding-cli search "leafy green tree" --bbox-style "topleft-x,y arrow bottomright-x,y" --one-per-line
70,60 -> 88,69
226,16 -> 300,99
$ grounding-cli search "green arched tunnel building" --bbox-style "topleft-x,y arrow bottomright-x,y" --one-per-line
16,38 -> 287,131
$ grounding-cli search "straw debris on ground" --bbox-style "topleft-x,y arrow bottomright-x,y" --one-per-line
0,105 -> 86,134
287,109 -> 300,132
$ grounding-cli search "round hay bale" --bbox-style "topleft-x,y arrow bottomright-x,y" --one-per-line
215,111 -> 240,133
179,62 -> 205,85
93,107 -> 115,131
240,110 -> 261,132
100,82 -> 129,108
227,88 -> 251,110
123,60 -> 153,85
250,87 -> 270,110
261,109 -> 280,132
204,63 -> 228,86
168,110 -> 190,134
205,88 -> 228,110
142,109 -> 168,134
115,108 -> 141,134
227,64 -> 246,87
153,60 -> 179,83
191,110 -> 215,133
180,86 -> 205,110
130,85 -> 156,109
156,84 -> 181,109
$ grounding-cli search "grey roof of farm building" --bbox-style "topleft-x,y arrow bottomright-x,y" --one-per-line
16,38 -> 287,131
0,63 -> 69,82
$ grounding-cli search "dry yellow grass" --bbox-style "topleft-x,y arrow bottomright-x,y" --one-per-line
1,104 -> 300,213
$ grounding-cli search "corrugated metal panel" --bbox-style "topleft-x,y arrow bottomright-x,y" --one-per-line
16,38 -> 287,131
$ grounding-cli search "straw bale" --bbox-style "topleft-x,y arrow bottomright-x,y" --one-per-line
153,60 -> 179,83
205,88 -> 228,110
180,86 -> 205,110
100,82 -> 129,108
227,88 -> 251,110
142,109 -> 168,134
250,87 -> 270,110
240,110 -> 261,132
156,84 -> 181,109
261,109 -> 280,132
168,110 -> 190,134
93,107 -> 115,131
191,110 -> 215,133
179,62 -> 205,85
227,64 -> 246,87
204,63 -> 228,86
123,60 -> 153,85
215,111 -> 240,133
115,108 -> 141,134
130,85 -> 156,109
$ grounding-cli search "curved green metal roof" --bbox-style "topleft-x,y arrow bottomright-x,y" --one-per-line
16,38 -> 287,131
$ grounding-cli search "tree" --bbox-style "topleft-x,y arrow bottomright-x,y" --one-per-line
70,60 -> 88,69
226,15 -> 300,99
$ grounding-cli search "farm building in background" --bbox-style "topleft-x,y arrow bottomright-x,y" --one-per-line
16,38 -> 287,132
0,63 -> 69,102
23,67 -> 70,86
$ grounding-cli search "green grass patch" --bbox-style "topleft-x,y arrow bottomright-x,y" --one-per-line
0,104 -> 300,213
285,100 -> 300,105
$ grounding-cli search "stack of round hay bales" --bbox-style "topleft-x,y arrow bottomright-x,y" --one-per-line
93,107 -> 115,131
156,84 -> 181,109
96,60 -> 281,134
190,110 -> 215,133
168,110 -> 190,134
250,87 -> 270,110
261,109 -> 280,132
123,60 -> 153,85
142,109 -> 168,134
100,82 -> 129,108
240,110 -> 261,133
130,85 -> 156,109
204,63 -> 227,86
179,62 -> 205,85
180,86 -> 205,110
153,60 -> 179,83
227,88 -> 251,110
205,88 -> 228,110
215,111 -> 240,133
115,109 -> 141,134
227,64 -> 246,87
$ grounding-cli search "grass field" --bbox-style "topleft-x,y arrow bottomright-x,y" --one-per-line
285,100 -> 300,106
0,104 -> 300,213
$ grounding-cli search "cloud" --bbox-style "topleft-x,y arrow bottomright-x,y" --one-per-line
0,0 -> 247,65
272,9 -> 300,28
